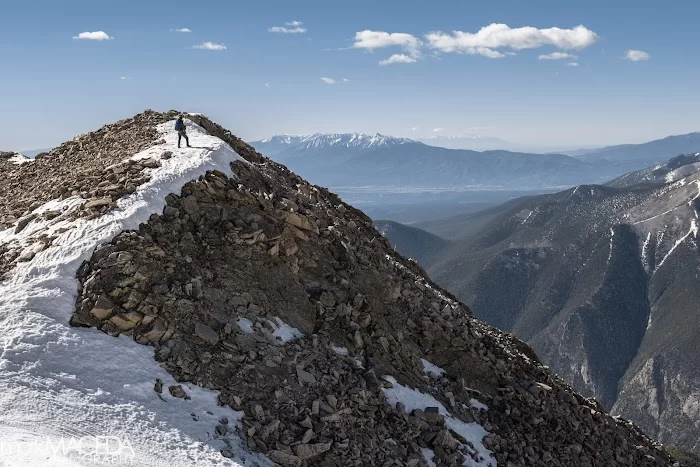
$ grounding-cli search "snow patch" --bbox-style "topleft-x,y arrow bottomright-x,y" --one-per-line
382,376 -> 494,467
606,227 -> 615,265
421,358 -> 446,377
0,120 -> 273,466
422,447 -> 437,467
8,153 -> 32,165
237,317 -> 255,335
269,317 -> 303,344
641,231 -> 652,273
331,346 -> 349,356
469,399 -> 489,411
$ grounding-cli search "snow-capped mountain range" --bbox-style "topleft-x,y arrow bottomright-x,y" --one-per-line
253,133 -> 635,190
257,133 -> 417,153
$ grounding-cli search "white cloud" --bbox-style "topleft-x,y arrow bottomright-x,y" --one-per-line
433,128 -> 444,133
173,28 -> 191,33
353,30 -> 422,59
265,83 -> 270,88
379,54 -> 418,65
269,21 -> 307,34
342,78 -> 350,82
73,31 -> 112,41
409,127 -> 419,132
567,62 -> 580,67
120,76 -> 132,80
352,24 -> 597,64
192,42 -> 227,50
321,77 -> 336,85
426,24 -> 598,58
625,49 -> 650,61
539,52 -> 578,60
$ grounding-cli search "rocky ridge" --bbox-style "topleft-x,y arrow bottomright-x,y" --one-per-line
54,112 -> 684,466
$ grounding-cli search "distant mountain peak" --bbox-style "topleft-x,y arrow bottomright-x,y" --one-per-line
258,132 -> 419,150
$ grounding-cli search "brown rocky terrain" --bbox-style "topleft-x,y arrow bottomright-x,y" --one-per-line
32,111 -> 682,466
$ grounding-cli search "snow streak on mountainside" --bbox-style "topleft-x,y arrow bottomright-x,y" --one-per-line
608,153 -> 700,188
0,121 -> 271,467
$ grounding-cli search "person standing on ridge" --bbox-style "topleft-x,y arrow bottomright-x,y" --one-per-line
175,115 -> 191,148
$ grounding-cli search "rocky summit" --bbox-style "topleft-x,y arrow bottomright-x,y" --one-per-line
0,110 -> 683,466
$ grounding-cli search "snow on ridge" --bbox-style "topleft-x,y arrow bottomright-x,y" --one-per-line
8,153 -> 33,165
0,120 -> 274,467
381,376 -> 495,467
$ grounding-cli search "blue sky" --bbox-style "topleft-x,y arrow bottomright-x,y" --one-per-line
1,0 -> 699,151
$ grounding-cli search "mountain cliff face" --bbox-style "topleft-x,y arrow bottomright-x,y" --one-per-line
419,156 -> 700,454
0,111 -> 681,466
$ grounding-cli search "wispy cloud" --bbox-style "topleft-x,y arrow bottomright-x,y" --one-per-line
426,24 -> 598,59
379,54 -> 418,65
173,28 -> 191,33
73,31 -> 112,41
625,49 -> 650,61
433,128 -> 444,133
539,52 -> 578,60
192,42 -> 227,51
269,21 -> 307,34
320,77 -> 337,85
265,83 -> 270,88
342,78 -> 350,83
567,62 -> 580,67
120,76 -> 133,80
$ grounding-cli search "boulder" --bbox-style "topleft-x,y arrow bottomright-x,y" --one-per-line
194,323 -> 219,345
90,295 -> 116,320
293,442 -> 332,460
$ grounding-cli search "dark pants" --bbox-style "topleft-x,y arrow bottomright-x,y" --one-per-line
178,131 -> 190,148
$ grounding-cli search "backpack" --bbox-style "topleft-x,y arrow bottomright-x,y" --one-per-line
175,119 -> 183,131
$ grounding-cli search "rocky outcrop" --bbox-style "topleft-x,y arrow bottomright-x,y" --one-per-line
0,111 -> 170,230
65,112 -> 679,466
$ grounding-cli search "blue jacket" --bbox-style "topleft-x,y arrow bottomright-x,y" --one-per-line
175,119 -> 185,131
